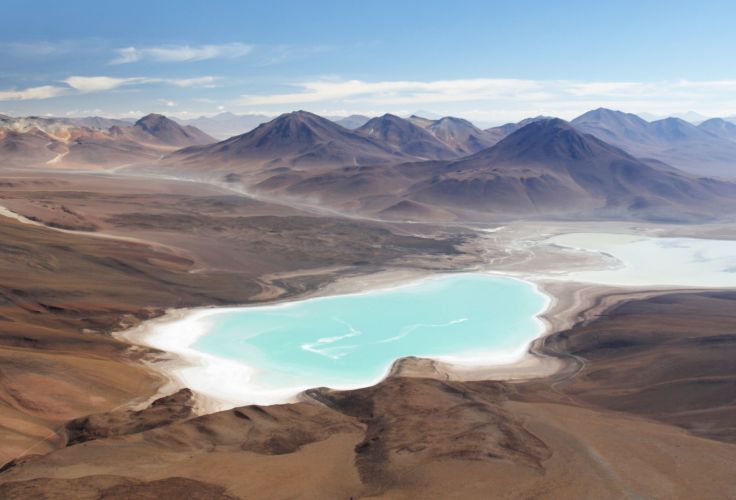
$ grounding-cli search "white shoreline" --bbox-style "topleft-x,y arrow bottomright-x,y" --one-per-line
117,230 -> 736,413
118,272 -> 552,412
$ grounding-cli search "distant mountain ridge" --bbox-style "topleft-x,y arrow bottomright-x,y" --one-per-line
356,114 -> 459,160
4,108 -> 736,222
698,118 -> 736,142
166,110 -> 412,171
408,115 -> 502,155
0,113 -> 214,168
203,117 -> 736,222
332,115 -> 371,129
398,118 -> 736,219
175,112 -> 273,140
572,108 -> 736,178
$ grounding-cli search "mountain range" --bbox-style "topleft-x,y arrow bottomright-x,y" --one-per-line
159,111 -> 736,221
571,108 -> 736,177
2,108 -> 735,222
174,112 -> 273,140
409,115 -> 503,155
165,111 -> 412,174
332,114 -> 371,129
0,114 -> 214,168
173,113 -> 374,139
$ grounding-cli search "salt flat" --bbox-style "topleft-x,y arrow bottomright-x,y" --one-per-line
546,233 -> 736,288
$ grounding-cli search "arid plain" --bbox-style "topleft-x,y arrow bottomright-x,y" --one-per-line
0,108 -> 735,499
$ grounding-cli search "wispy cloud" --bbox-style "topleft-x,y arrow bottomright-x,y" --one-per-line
257,44 -> 335,66
110,43 -> 253,64
0,40 -> 106,57
0,85 -> 68,101
63,75 -> 218,92
236,78 -> 736,122
170,76 -> 217,88
0,75 -> 217,102
238,78 -> 542,106
63,76 -> 149,92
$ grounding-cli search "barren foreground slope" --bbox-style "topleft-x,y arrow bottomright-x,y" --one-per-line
1,291 -> 735,498
0,172 -> 735,498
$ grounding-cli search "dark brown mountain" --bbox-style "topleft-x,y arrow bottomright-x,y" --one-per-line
698,117 -> 736,142
128,113 -> 215,147
356,114 -> 459,160
409,115 -> 501,155
0,127 -> 62,166
572,108 -> 736,178
244,118 -> 736,222
0,115 -> 214,169
165,110 -> 411,171
402,118 -> 736,220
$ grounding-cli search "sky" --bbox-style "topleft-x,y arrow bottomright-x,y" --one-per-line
1,0 -> 735,124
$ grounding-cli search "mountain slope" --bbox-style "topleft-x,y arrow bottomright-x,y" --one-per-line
0,114 -> 213,169
403,118 -> 736,219
356,114 -> 459,160
243,117 -> 736,221
129,114 -> 215,147
333,114 -> 371,129
572,108 -> 736,178
0,127 -> 63,166
698,118 -> 736,142
166,110 -> 412,171
408,115 -> 501,155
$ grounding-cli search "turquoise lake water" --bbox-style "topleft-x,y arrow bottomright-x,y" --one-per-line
192,273 -> 548,393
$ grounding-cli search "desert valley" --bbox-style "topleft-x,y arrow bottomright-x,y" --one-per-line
1,2 -> 735,498
0,105 -> 734,498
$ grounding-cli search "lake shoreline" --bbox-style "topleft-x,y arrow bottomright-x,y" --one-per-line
117,227 -> 736,415
117,270 -> 554,414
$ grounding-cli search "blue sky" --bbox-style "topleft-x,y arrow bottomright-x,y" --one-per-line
1,0 -> 734,123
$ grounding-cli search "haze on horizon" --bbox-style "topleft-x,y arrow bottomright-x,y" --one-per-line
1,0 -> 735,125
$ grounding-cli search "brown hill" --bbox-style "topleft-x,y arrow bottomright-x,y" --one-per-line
698,117 -> 736,142
572,108 -> 736,178
166,110 -> 410,171
405,118 -> 736,220
409,115 -> 501,155
356,114 -> 459,160
0,115 -> 214,169
130,113 -> 215,147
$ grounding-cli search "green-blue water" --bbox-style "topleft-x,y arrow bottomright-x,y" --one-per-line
193,273 -> 547,392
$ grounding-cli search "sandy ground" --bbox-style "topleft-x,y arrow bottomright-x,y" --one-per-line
1,169 -> 736,498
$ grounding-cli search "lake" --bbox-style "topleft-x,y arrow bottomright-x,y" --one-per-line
158,273 -> 549,405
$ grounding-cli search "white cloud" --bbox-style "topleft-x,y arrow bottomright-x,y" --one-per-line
171,76 -> 217,87
110,43 -> 252,64
0,40 -> 104,57
239,78 -> 540,106
63,75 -> 218,93
0,85 -> 67,101
0,75 -> 219,103
63,76 -> 148,92
235,78 -> 736,123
